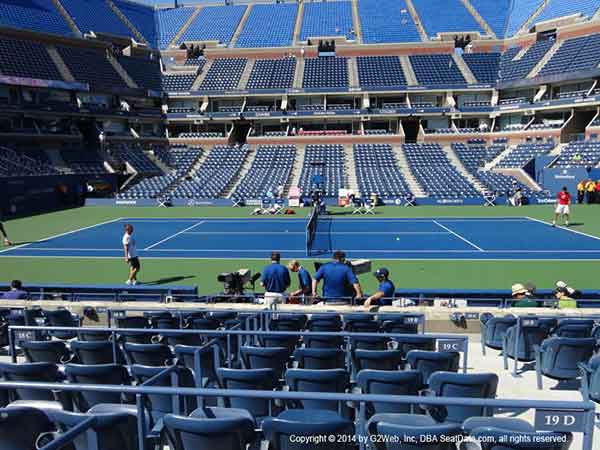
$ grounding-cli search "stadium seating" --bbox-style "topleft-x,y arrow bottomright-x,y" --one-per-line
236,4 -> 297,48
496,142 -> 554,168
357,56 -> 407,88
299,144 -> 346,196
200,58 -> 247,91
108,143 -> 162,176
552,140 -> 600,168
177,5 -> 246,45
57,45 -> 128,91
0,0 -> 72,36
367,414 -> 463,447
303,57 -> 348,89
412,0 -> 483,37
462,53 -> 501,84
0,38 -> 62,81
234,145 -> 295,199
156,7 -> 195,49
469,0 -> 511,37
500,40 -> 554,81
505,0 -> 545,37
535,0 -> 600,24
358,0 -> 421,44
409,54 -> 466,85
538,33 -> 600,77
353,144 -> 411,197
117,56 -> 162,91
0,146 -> 59,176
113,0 -> 156,46
246,58 -> 296,90
403,143 -> 480,197
162,73 -> 198,92
300,1 -> 354,40
535,337 -> 597,388
60,0 -> 132,37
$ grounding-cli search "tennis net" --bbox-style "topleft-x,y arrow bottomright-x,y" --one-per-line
305,205 -> 319,255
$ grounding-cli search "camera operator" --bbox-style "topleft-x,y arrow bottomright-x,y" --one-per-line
260,252 -> 290,309
312,250 -> 363,303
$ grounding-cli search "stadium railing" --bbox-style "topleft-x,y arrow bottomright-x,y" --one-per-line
7,325 -> 468,372
0,380 -> 595,450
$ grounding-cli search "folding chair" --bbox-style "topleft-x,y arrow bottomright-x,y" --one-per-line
351,197 -> 366,215
404,194 -> 416,207
231,198 -> 245,208
483,192 -> 497,207
363,198 -> 376,215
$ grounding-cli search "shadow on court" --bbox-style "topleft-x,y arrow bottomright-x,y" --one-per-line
144,275 -> 196,285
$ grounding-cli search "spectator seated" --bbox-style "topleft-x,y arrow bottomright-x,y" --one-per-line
552,140 -> 600,168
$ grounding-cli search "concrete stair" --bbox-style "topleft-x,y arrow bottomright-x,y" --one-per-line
147,152 -> 172,174
293,56 -> 305,88
51,0 -> 81,36
452,53 -> 477,84
400,56 -> 419,86
230,4 -> 253,48
443,145 -> 487,194
393,145 -> 426,197
484,144 -> 515,170
404,0 -> 429,41
237,59 -> 255,89
517,0 -> 551,35
493,167 -> 542,191
292,1 -> 304,45
107,54 -> 138,88
289,144 -> 306,189
344,145 -> 359,192
350,0 -> 363,43
191,59 -> 214,90
163,150 -> 207,196
106,0 -> 147,44
528,40 -> 563,78
224,145 -> 256,198
46,45 -> 76,82
169,7 -> 202,48
460,0 -> 495,37
347,57 -> 359,88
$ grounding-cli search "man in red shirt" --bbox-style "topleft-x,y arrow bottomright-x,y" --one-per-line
552,186 -> 571,227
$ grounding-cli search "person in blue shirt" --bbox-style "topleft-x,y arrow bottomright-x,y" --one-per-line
312,250 -> 363,302
2,280 -> 28,300
287,259 -> 312,303
260,252 -> 290,309
364,268 -> 396,308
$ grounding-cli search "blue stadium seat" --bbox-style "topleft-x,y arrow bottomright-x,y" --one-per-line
174,344 -> 221,389
246,58 -> 296,90
113,0 -> 157,46
0,362 -> 68,407
500,40 -> 554,81
303,57 -> 348,89
71,340 -> 123,365
535,337 -> 597,389
410,54 -> 466,85
44,309 -> 80,339
354,143 -> 411,197
356,370 -> 422,416
157,7 -> 195,49
294,348 -> 346,370
0,406 -> 55,450
480,315 -> 517,352
462,53 -> 500,83
353,349 -> 403,372
0,0 -> 72,36
0,38 -> 62,81
285,368 -> 350,411
299,144 -> 346,196
469,0 -> 511,37
300,1 -> 354,40
236,4 -> 297,48
535,0 -> 600,24
502,321 -> 554,369
178,5 -> 247,45
406,350 -> 460,384
123,342 -> 174,366
412,0 -> 483,37
60,0 -> 132,37
358,0 -> 421,44
240,346 -> 290,379
64,363 -> 131,411
21,340 -> 72,365
505,0 -> 545,37
216,367 -> 276,421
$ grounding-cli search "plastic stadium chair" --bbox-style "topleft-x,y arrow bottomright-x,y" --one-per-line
0,406 -> 56,450
240,346 -> 290,379
146,312 -> 179,330
502,322 -> 552,370
174,343 -> 221,389
258,334 -> 299,353
344,316 -> 380,333
269,313 -> 308,331
77,330 -> 113,341
581,355 -> 600,404
425,372 -> 499,424
293,348 -> 346,369
462,416 -> 573,450
349,335 -> 390,351
163,413 -> 256,450
367,413 -> 462,450
285,368 -> 349,412
159,331 -> 205,347
535,337 -> 597,389
116,316 -> 152,344
394,336 -> 437,358
64,364 -> 132,411
307,314 -> 342,332
304,334 -> 345,349
189,318 -> 220,330
356,370 -> 422,416
44,309 -> 80,340
0,362 -> 70,409
217,367 -> 276,420
21,340 -> 73,364
480,315 -> 516,354
552,319 -> 595,338
263,409 -> 355,450
71,340 -> 124,365
48,409 -> 139,450
378,314 -> 420,334
123,342 -> 174,366
131,365 -> 197,421
405,351 -> 460,385
353,349 -> 403,372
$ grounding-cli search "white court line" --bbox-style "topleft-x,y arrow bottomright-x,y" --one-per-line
144,221 -> 206,250
432,220 -> 485,252
525,216 -> 600,242
0,217 -> 124,255
183,231 -> 450,235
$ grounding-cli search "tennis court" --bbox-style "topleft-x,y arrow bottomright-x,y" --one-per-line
2,215 -> 600,260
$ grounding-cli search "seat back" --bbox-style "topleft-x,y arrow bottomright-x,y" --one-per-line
470,427 -> 572,450
269,314 -> 307,331
540,337 -> 596,380
217,368 -> 275,418
406,350 -> 460,384
21,340 -> 70,364
0,362 -> 62,402
357,369 -> 422,416
372,420 -> 462,450
353,349 -> 403,371
258,334 -> 299,353
553,324 -> 593,339
505,325 -> 550,361
294,348 -> 345,369
44,309 -> 79,339
483,317 -> 517,349
174,344 -> 220,388
71,340 -> 122,365
123,342 -> 174,366
164,414 -> 255,450
0,407 -> 55,450
240,346 -> 289,379
65,364 -> 130,411
285,369 -> 349,411
394,336 -> 436,358
428,372 -> 499,423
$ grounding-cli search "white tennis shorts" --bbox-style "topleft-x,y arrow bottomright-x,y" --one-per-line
555,204 -> 570,215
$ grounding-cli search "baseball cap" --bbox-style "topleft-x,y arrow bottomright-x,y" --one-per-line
374,268 -> 389,278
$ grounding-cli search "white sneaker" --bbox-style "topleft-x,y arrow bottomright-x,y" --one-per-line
565,221 -> 569,227
132,280 -> 138,286
125,279 -> 132,285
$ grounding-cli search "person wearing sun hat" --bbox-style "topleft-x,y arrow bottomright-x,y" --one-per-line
364,268 -> 395,308
511,283 -> 538,307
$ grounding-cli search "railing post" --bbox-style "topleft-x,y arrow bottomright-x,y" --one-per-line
8,327 -> 16,363
135,394 -> 148,450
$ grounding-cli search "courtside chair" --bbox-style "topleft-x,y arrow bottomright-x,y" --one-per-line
263,409 -> 356,450
405,350 -> 460,386
293,347 -> 346,370
534,337 -> 597,389
480,315 -> 516,355
366,414 -> 462,450
0,406 -> 56,450
21,340 -> 73,364
462,417 -> 573,450
425,372 -> 499,424
163,414 -> 257,450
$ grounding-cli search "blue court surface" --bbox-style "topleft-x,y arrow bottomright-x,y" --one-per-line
2,216 -> 600,260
